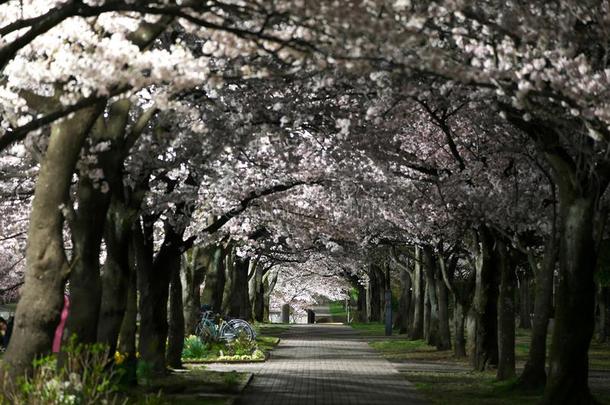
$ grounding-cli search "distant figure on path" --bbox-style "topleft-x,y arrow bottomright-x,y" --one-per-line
52,295 -> 70,353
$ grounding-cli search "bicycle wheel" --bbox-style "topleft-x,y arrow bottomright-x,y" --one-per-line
227,319 -> 256,341
219,321 -> 238,342
195,319 -> 215,342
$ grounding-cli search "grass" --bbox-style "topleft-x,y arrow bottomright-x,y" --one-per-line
349,322 -> 385,335
405,372 -> 541,405
354,324 -> 610,404
253,323 -> 290,336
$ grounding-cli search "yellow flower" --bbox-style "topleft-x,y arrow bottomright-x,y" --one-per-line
114,351 -> 126,365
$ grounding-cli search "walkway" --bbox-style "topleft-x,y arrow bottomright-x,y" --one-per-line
208,324 -> 426,405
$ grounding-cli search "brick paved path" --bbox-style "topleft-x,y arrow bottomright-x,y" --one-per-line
208,324 -> 426,405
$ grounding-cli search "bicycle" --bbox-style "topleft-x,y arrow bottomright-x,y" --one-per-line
195,310 -> 256,343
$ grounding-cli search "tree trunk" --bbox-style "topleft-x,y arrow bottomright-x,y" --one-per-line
367,265 -> 382,322
598,286 -> 609,343
423,285 -> 431,342
225,256 -> 250,319
201,245 -> 225,312
471,226 -> 499,371
378,266 -> 387,321
135,218 -> 174,375
496,238 -> 516,381
97,200 -> 132,354
3,106 -> 100,378
263,270 -> 279,322
436,267 -> 452,351
356,282 -> 367,322
64,99 -> 131,346
63,176 -> 107,345
395,267 -> 412,334
118,263 -> 137,355
543,196 -> 597,404
454,298 -> 467,357
167,256 -> 185,369
518,233 -> 557,389
410,247 -> 425,339
118,261 -> 138,385
518,270 -> 533,329
249,262 -> 265,322
181,246 -> 207,334
422,246 -> 440,347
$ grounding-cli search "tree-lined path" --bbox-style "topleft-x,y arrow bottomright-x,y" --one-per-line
209,324 -> 426,405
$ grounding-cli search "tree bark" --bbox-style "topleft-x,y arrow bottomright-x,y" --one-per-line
249,262 -> 266,322
471,226 -> 499,371
118,260 -> 138,385
597,286 -> 609,343
453,298 -> 468,357
366,265 -> 382,322
518,270 -> 533,329
496,237 -> 516,381
167,256 -> 184,369
353,279 -> 367,323
181,246 -> 208,334
223,253 -> 250,319
64,99 -> 131,346
518,232 -> 557,389
436,267 -> 452,350
543,196 -> 598,404
201,245 -> 225,312
263,270 -> 279,322
96,199 -> 133,354
395,267 -> 412,334
410,247 -> 425,339
118,262 -> 137,356
422,246 -> 440,347
3,106 -> 101,378
63,176 -> 107,345
135,218 -> 171,375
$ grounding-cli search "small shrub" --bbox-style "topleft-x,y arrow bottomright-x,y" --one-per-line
226,332 -> 257,357
0,335 -> 124,405
182,335 -> 209,359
